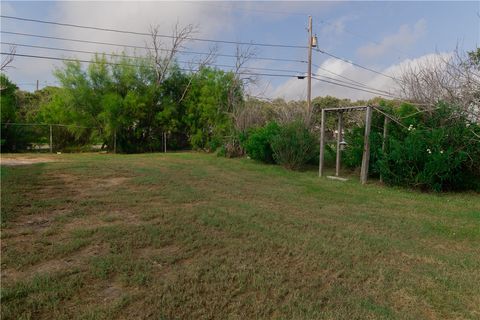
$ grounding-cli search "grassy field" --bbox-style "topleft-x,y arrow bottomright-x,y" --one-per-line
1,152 -> 479,319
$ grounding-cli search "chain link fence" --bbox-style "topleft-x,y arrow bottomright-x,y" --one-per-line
1,123 -> 188,153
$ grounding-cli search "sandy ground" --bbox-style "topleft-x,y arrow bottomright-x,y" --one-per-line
0,155 -> 58,166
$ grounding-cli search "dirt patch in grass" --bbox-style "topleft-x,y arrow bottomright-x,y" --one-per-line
0,155 -> 59,166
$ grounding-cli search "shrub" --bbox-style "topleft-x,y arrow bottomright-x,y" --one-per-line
244,122 -> 280,163
271,120 -> 317,170
380,103 -> 479,191
378,115 -> 480,192
343,126 -> 383,176
341,102 -> 480,191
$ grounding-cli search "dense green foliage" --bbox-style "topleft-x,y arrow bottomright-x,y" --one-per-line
1,74 -> 22,151
243,122 -> 279,163
343,102 -> 480,191
379,104 -> 480,191
271,121 -> 317,170
1,55 -> 241,153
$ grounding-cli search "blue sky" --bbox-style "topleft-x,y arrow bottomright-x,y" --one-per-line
1,1 -> 479,100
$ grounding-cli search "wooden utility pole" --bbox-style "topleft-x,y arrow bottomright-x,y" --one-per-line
360,106 -> 373,184
49,125 -> 53,153
36,80 -> 39,91
319,108 -> 326,177
335,112 -> 343,177
306,16 -> 313,123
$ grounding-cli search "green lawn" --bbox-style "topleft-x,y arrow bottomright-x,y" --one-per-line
1,152 -> 479,319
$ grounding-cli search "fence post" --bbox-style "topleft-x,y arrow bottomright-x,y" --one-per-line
335,112 -> 343,177
114,129 -> 117,154
380,116 -> 389,183
49,125 -> 53,153
319,108 -> 326,177
360,106 -> 373,185
164,132 -> 167,153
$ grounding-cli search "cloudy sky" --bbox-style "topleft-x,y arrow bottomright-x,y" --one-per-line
1,1 -> 479,100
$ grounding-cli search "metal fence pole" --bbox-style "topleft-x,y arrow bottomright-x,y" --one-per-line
114,129 -> 117,154
49,125 -> 53,153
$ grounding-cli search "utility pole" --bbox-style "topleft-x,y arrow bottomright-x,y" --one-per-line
307,16 -> 313,123
36,80 -> 39,91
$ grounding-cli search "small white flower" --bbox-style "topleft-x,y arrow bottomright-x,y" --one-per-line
426,148 -> 432,154
466,123 -> 471,127
440,150 -> 444,154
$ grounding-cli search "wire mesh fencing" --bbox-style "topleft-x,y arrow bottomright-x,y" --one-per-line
1,123 -> 188,153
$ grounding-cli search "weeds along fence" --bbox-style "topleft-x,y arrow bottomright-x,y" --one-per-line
0,123 -> 184,153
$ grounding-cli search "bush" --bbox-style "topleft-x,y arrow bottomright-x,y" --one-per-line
244,122 -> 280,163
378,112 -> 480,192
341,102 -> 480,191
343,126 -> 383,176
271,120 -> 317,170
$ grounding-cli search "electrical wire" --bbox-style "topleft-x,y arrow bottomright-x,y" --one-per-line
311,75 -> 396,98
0,52 -> 303,78
2,14 -> 404,81
1,31 -> 307,64
1,15 -> 307,49
1,39 -> 396,95
3,51 -> 403,98
315,49 -> 402,82
0,42 -> 306,75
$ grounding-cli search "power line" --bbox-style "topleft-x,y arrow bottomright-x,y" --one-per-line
0,52 -> 305,79
311,75 -> 396,98
1,31 -> 307,64
2,33 -> 400,96
312,65 -> 395,96
1,15 -> 307,49
315,49 -> 402,82
2,52 -> 401,98
312,62 -> 374,88
1,42 -> 306,75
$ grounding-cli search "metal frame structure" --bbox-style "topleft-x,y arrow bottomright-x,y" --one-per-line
318,105 -> 373,184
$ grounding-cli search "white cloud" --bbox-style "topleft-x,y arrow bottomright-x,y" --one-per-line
357,19 -> 427,59
2,2 -> 240,89
263,52 -> 450,101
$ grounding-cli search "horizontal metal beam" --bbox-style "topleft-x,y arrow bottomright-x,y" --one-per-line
322,106 -> 369,112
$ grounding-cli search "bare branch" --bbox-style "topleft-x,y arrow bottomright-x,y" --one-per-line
1,45 -> 16,72
397,46 -> 480,119
147,22 -> 198,85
